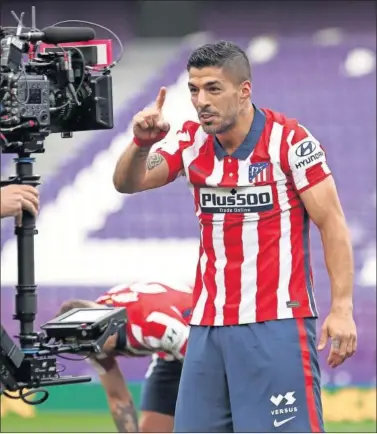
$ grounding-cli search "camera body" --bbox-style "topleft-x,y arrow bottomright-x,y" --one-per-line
0,25 -> 113,152
15,75 -> 51,126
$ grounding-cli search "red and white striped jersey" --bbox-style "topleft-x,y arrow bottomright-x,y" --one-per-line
156,106 -> 331,326
96,282 -> 192,361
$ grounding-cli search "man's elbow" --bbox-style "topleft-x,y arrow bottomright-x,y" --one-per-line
113,181 -> 132,194
113,174 -> 138,194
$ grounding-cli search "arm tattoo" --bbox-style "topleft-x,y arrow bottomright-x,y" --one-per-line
111,402 -> 139,433
136,146 -> 150,159
146,153 -> 164,171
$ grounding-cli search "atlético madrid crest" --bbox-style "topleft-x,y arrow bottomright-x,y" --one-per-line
249,162 -> 272,183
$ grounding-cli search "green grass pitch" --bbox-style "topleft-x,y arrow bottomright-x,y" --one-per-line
1,412 -> 376,433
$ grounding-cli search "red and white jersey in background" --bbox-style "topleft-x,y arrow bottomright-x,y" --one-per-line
96,282 -> 192,361
156,107 -> 331,326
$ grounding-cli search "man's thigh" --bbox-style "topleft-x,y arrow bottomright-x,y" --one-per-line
140,355 -> 182,432
174,326 -> 233,433
222,318 -> 324,433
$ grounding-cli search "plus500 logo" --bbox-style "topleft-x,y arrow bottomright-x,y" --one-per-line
200,186 -> 273,214
202,192 -> 271,206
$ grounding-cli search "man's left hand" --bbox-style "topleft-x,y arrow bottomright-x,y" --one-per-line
317,308 -> 357,368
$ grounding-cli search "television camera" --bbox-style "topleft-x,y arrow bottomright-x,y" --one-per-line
0,7 -> 125,405
0,8 -> 115,152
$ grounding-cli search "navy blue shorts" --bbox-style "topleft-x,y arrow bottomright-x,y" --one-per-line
174,318 -> 324,432
140,355 -> 182,416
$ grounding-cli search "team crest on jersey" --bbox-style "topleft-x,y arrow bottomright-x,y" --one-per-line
249,162 -> 271,184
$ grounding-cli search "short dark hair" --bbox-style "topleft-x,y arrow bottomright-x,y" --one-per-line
187,40 -> 251,83
56,299 -> 93,317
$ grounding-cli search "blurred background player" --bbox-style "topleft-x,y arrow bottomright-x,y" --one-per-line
1,1 -> 375,433
56,281 -> 192,433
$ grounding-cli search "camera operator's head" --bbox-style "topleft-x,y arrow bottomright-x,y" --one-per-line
58,299 -> 99,313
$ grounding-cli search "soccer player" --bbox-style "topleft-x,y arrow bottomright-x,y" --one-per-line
56,282 -> 191,433
112,41 -> 357,432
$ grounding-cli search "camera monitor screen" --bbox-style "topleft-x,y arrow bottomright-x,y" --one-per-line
59,309 -> 112,323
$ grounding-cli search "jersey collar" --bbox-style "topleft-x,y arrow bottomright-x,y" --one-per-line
213,105 -> 266,160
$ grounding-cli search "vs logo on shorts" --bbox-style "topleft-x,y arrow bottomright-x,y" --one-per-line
249,162 -> 272,184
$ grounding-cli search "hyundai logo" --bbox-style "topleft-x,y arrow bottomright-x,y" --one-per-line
295,141 -> 316,157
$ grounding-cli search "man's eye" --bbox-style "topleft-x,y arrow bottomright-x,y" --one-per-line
210,88 -> 220,92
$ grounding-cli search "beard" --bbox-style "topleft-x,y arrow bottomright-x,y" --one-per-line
200,116 -> 237,135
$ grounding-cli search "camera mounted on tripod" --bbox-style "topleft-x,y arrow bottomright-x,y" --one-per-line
0,6 -> 125,405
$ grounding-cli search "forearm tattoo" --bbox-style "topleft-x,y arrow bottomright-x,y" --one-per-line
111,402 -> 139,433
136,146 -> 150,159
146,153 -> 164,171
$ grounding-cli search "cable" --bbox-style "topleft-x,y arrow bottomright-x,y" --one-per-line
56,361 -> 66,374
3,390 -> 19,400
0,133 -> 9,147
67,46 -> 86,94
57,354 -> 89,362
3,388 -> 49,405
48,20 -> 124,71
49,45 -> 86,112
0,120 -> 36,132
12,65 -> 30,105
20,388 -> 49,405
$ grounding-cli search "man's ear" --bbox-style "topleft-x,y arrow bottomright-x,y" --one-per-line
240,80 -> 252,103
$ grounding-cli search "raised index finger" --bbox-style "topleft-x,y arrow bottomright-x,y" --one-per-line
154,87 -> 167,111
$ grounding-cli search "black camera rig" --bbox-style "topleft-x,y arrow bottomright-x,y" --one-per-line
0,6 -> 116,153
0,7 -> 126,405
1,307 -> 127,404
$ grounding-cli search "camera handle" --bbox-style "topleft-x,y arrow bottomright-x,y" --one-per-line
1,153 -> 41,349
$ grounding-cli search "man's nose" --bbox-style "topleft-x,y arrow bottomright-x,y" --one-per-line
197,90 -> 210,108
